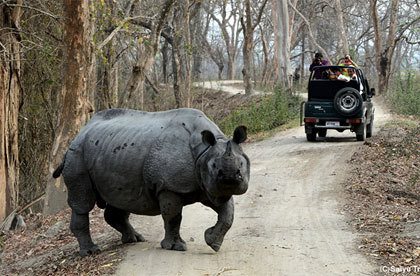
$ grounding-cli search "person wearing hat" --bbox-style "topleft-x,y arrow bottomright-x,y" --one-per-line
309,52 -> 329,79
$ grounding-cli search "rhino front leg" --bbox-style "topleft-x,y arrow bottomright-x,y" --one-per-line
104,205 -> 145,243
204,197 -> 234,252
70,211 -> 101,257
158,191 -> 186,251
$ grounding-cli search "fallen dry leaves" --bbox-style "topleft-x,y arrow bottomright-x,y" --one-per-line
344,117 -> 420,272
0,207 -> 126,275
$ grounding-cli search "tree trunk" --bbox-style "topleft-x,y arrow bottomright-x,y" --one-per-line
184,0 -> 192,108
370,0 -> 399,93
43,0 -> 94,215
172,42 -> 182,108
335,0 -> 349,57
0,1 -> 23,223
273,0 -> 292,89
217,64 -> 224,80
191,2 -> 202,81
261,26 -> 269,85
162,40 -> 169,84
227,58 -> 235,80
241,0 -> 254,95
300,30 -> 305,84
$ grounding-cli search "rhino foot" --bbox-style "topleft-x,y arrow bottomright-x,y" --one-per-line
122,231 -> 146,244
205,226 -> 224,252
161,237 -> 187,251
79,244 -> 101,257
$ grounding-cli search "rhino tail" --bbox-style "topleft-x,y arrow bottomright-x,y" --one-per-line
52,152 -> 67,178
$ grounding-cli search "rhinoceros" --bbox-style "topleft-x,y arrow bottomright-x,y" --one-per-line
53,108 -> 250,256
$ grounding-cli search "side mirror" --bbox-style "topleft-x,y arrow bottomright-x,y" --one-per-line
370,88 -> 376,96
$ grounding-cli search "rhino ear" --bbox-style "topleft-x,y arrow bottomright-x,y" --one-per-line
201,130 -> 217,146
233,126 -> 247,144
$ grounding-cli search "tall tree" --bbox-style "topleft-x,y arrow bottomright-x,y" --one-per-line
44,0 -> 94,215
240,0 -> 268,95
273,0 -> 292,88
334,0 -> 349,57
205,0 -> 242,80
0,0 -> 23,222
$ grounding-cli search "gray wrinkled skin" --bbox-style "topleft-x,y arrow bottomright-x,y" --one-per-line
53,108 -> 250,256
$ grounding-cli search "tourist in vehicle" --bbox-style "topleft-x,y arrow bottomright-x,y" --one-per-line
348,67 -> 364,91
309,52 -> 329,79
331,68 -> 350,82
347,67 -> 358,80
336,55 -> 358,76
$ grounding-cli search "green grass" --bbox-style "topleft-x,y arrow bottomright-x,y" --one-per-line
389,71 -> 420,117
218,87 -> 301,139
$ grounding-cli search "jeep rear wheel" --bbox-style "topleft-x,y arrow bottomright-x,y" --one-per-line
334,88 -> 363,117
356,122 -> 366,141
318,129 -> 327,137
366,114 -> 374,138
306,132 -> 317,142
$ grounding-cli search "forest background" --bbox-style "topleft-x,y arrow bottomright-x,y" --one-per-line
0,0 -> 420,225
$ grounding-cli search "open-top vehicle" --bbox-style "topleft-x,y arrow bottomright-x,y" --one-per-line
301,65 -> 376,142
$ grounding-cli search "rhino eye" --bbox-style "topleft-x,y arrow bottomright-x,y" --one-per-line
212,163 -> 216,169
241,162 -> 243,167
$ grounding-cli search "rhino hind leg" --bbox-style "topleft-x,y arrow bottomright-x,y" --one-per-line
104,205 -> 145,243
159,191 -> 187,251
70,211 -> 101,256
66,171 -> 101,257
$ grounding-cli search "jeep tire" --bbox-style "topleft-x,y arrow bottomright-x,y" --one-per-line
356,121 -> 366,141
366,114 -> 374,138
318,129 -> 327,137
334,88 -> 363,117
306,132 -> 317,142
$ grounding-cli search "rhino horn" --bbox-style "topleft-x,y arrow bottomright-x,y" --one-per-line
223,141 -> 232,157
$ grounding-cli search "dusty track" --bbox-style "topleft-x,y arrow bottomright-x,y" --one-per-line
115,97 -> 389,276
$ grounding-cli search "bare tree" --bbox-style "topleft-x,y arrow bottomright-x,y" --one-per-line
288,1 -> 331,63
370,0 -> 420,93
240,0 -> 268,95
0,0 -> 23,222
119,0 -> 176,109
205,0 -> 242,80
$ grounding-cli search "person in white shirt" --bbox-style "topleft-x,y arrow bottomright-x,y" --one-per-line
348,67 -> 364,91
347,67 -> 358,80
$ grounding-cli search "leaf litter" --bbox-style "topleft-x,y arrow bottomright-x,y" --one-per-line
344,117 -> 420,273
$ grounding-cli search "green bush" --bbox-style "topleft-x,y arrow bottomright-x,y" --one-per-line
219,87 -> 301,136
389,71 -> 420,116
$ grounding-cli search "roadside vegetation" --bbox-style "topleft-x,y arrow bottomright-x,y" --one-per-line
218,87 -> 301,137
388,71 -> 420,117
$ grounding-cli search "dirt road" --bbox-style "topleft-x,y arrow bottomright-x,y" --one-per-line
115,100 -> 389,276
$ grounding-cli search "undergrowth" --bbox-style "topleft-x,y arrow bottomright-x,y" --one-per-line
389,71 -> 420,116
218,87 -> 301,136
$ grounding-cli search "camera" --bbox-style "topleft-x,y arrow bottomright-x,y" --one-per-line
315,58 -> 321,64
